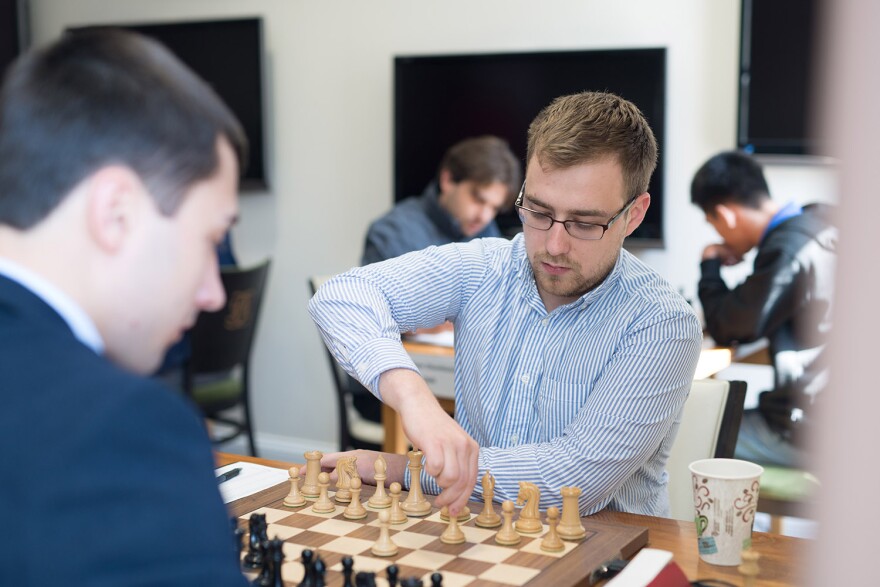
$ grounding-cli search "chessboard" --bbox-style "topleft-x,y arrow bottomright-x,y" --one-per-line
228,480 -> 648,587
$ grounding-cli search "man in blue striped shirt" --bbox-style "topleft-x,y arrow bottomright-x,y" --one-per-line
310,91 -> 702,518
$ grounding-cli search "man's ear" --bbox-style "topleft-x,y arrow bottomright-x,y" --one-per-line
713,203 -> 738,229
438,168 -> 456,196
623,192 -> 650,237
84,166 -> 143,253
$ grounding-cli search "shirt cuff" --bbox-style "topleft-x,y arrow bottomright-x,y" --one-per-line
700,257 -> 723,276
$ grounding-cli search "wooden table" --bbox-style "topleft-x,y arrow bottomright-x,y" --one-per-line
217,453 -> 806,586
382,340 -> 734,454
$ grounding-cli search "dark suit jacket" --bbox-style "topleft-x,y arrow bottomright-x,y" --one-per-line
0,275 -> 248,585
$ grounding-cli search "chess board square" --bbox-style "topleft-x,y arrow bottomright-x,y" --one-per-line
478,562 -> 541,586
392,530 -> 441,550
427,569 -> 477,587
239,506 -> 297,524
309,518 -> 365,537
501,549 -> 558,571
366,514 -> 423,531
264,523 -> 304,541
408,519 -> 446,537
279,560 -> 304,583
440,555 -> 494,577
298,503 -> 342,518
460,525 -> 497,543
458,543 -> 516,564
319,535 -> 374,556
396,548 -> 456,570
288,529 -> 345,549
517,535 -> 579,558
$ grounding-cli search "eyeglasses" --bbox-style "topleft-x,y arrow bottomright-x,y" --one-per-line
514,182 -> 638,241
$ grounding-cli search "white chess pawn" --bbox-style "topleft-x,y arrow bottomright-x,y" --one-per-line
440,510 -> 466,544
311,472 -> 336,514
494,500 -> 521,546
540,506 -> 565,553
388,482 -> 408,525
283,466 -> 306,508
371,510 -> 399,557
343,477 -> 368,520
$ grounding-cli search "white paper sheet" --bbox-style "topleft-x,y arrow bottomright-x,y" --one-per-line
215,461 -> 291,504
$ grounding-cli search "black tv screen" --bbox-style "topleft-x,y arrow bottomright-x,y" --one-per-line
0,0 -> 26,78
738,0 -> 820,155
73,18 -> 268,190
395,48 -> 667,246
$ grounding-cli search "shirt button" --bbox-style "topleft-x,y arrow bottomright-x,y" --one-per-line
520,374 -> 530,384
510,433 -> 519,444
541,318 -> 549,326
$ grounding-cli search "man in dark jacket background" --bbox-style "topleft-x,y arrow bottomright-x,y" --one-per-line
691,151 -> 837,468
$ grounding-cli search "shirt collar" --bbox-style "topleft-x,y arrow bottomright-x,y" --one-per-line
762,201 -> 803,243
0,257 -> 105,354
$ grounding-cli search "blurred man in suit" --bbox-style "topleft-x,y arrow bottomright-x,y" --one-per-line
691,151 -> 837,468
0,30 -> 248,585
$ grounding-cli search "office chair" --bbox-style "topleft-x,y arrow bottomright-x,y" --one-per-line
666,379 -> 747,521
308,275 -> 384,451
185,259 -> 271,457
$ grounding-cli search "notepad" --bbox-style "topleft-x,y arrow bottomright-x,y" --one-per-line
215,461 -> 290,504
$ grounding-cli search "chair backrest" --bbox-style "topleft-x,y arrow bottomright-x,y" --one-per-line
666,379 -> 747,521
308,275 -> 383,450
189,259 -> 271,374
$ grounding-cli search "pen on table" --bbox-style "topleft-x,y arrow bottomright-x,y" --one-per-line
216,467 -> 242,484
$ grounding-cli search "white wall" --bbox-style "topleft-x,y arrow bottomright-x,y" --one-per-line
29,0 -> 837,459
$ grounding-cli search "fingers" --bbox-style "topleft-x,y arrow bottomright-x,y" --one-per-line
422,431 -> 479,516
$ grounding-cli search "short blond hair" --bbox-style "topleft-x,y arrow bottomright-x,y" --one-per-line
526,91 -> 657,201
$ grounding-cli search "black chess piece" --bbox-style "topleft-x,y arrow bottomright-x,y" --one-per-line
386,564 -> 399,587
243,513 -> 267,570
341,556 -> 355,587
400,578 -> 423,587
298,549 -> 314,587
269,538 -> 285,587
253,539 -> 272,586
355,571 -> 377,587
313,557 -> 326,587
232,518 -> 246,560
430,572 -> 442,587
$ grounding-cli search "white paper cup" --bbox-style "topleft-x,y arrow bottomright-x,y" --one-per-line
689,458 -> 764,566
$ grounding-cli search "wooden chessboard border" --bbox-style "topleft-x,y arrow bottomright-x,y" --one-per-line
229,480 -> 648,587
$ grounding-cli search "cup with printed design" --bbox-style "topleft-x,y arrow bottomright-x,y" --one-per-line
689,458 -> 764,566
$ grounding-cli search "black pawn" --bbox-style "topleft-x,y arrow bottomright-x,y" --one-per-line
430,572 -> 443,587
244,514 -> 267,570
341,556 -> 355,587
400,578 -> 423,587
253,540 -> 272,586
313,557 -> 326,587
269,538 -> 285,587
386,564 -> 399,587
298,549 -> 314,587
355,571 -> 377,587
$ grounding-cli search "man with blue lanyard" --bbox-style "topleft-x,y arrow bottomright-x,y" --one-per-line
310,91 -> 702,518
691,151 -> 837,468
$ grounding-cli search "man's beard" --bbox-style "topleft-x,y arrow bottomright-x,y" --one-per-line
530,252 -> 616,301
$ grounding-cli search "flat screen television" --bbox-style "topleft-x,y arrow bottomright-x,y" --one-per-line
394,48 -> 667,246
0,0 -> 27,78
738,0 -> 821,155
72,18 -> 268,190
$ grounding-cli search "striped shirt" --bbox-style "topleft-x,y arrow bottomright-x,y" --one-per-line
309,234 -> 702,517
